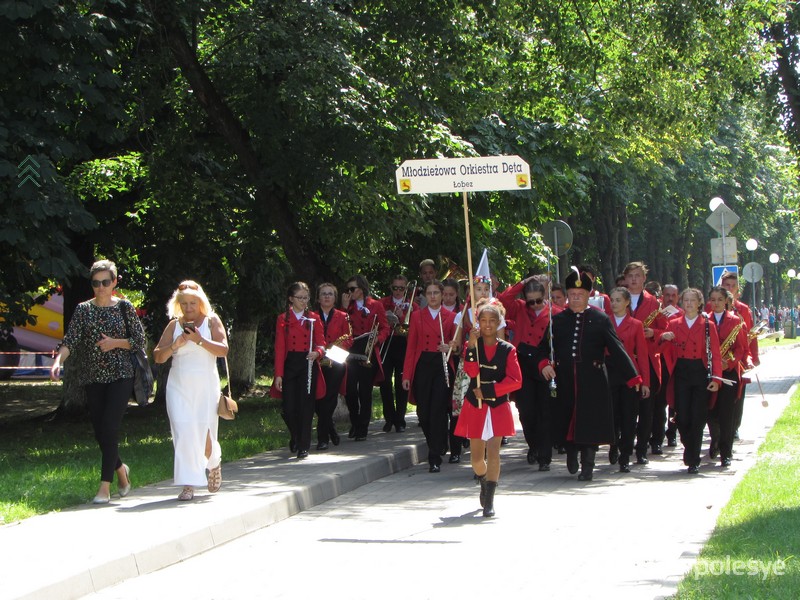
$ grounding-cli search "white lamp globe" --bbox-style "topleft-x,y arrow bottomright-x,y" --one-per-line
709,197 -> 725,211
745,239 -> 758,252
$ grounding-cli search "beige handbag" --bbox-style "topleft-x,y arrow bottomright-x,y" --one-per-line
218,356 -> 238,420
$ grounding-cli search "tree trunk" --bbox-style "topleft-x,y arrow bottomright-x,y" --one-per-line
229,316 -> 258,397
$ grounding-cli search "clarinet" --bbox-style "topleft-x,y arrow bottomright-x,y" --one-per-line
439,312 -> 450,388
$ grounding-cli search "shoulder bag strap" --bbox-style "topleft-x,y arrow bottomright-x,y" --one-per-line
705,315 -> 712,382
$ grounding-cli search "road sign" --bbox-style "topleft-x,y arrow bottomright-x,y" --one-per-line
712,265 -> 739,286
396,155 -> 531,195
541,220 -> 573,256
705,204 -> 739,236
742,262 -> 764,283
710,237 -> 737,264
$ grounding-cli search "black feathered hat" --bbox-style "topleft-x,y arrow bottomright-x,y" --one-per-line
565,266 -> 593,291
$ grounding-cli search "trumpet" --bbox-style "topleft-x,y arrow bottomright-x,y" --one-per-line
749,319 -> 769,340
361,315 -> 379,367
393,280 -> 417,336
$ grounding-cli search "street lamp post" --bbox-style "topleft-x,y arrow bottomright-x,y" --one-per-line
746,238 -> 758,309
769,253 -> 780,309
788,269 -> 798,339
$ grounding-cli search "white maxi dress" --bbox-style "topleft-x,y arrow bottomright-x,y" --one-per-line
167,318 -> 221,486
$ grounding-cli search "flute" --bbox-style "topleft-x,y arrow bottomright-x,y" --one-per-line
439,312 -> 450,388
306,317 -> 314,395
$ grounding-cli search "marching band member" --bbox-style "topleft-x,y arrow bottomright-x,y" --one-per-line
718,272 -> 759,440
498,276 -> 562,470
416,258 -> 437,308
623,261 -> 669,465
540,268 -> 641,481
342,275 -> 390,441
607,287 -> 650,473
454,299 -> 522,517
655,284 -> 683,449
660,288 -> 722,474
706,286 -> 749,467
579,264 -> 613,318
402,281 -> 457,472
550,283 -> 567,308
272,282 -> 326,459
314,283 -> 353,450
442,278 -> 467,463
379,275 -> 417,433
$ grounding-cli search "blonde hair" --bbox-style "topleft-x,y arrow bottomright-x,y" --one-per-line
167,280 -> 215,319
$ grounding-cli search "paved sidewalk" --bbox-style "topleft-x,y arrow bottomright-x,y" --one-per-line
2,346 -> 798,600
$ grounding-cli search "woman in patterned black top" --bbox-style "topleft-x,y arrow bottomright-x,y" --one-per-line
50,260 -> 146,504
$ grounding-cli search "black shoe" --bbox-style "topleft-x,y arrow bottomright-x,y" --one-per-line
382,422 -> 393,433
316,442 -> 329,451
566,450 -> 579,474
667,438 -> 677,447
538,462 -> 550,472
429,464 -> 441,473
297,450 -> 309,459
289,440 -> 297,453
396,425 -> 406,433
651,444 -> 663,455
330,430 -> 340,446
348,427 -> 356,439
636,453 -> 649,465
501,436 -> 509,446
688,465 -> 699,474
721,457 -> 731,467
608,446 -> 619,465
619,463 -> 631,473
527,449 -> 537,465
355,435 -> 367,442
558,446 -> 567,455
448,454 -> 461,464
578,471 -> 593,481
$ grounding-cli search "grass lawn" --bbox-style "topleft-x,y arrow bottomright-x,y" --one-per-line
0,377 -> 386,523
758,334 -> 800,350
674,386 -> 800,598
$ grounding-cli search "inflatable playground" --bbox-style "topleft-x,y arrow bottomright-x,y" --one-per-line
0,294 -> 63,380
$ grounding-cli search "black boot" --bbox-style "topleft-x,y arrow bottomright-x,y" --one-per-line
477,474 -> 487,508
482,481 -> 497,517
608,445 -> 619,465
566,447 -> 579,474
578,447 -> 596,481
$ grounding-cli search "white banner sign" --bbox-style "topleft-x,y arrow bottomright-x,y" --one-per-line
396,155 -> 531,194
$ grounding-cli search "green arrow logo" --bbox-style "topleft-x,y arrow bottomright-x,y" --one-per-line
17,155 -> 42,188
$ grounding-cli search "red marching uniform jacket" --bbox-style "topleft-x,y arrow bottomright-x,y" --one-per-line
346,296 -> 391,383
319,307 -> 353,395
611,315 -> 651,388
402,307 -> 457,404
704,299 -> 759,369
711,310 -> 749,398
272,309 -> 327,400
661,314 -> 723,408
629,289 -> 669,386
497,281 -> 563,348
379,295 -> 418,326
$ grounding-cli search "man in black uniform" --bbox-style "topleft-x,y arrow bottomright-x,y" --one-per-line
540,268 -> 642,481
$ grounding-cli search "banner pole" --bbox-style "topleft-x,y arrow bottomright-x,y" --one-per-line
463,191 -> 476,310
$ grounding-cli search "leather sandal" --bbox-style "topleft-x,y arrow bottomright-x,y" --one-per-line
207,465 -> 222,493
178,486 -> 194,501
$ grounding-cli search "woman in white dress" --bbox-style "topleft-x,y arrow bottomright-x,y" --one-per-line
154,281 -> 229,501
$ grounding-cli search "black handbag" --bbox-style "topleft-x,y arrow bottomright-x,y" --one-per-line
121,302 -> 154,406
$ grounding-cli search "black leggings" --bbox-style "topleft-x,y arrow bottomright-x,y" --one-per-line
85,378 -> 133,482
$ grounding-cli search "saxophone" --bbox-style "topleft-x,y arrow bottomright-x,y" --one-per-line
719,322 -> 745,362
642,308 -> 662,328
321,331 -> 352,367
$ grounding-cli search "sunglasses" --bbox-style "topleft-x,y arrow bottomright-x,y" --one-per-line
292,296 -> 310,301
91,278 -> 113,288
526,298 -> 545,306
178,283 -> 199,291
391,286 -> 405,291
347,286 -> 359,293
